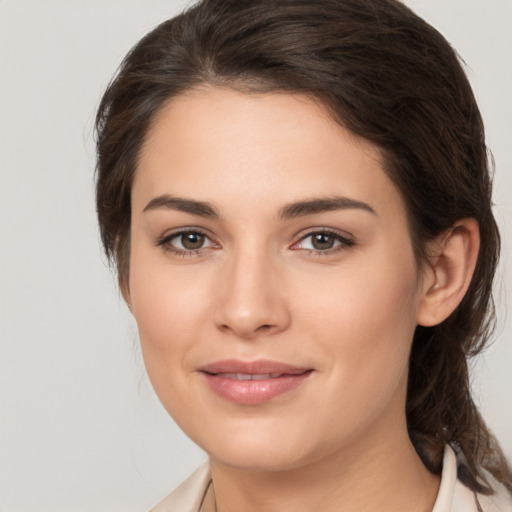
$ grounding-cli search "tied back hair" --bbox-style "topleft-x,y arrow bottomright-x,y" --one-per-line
95,0 -> 512,494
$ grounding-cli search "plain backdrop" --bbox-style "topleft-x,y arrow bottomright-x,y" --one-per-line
0,1 -> 510,511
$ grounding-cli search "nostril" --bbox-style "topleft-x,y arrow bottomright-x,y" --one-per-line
256,324 -> 275,332
219,322 -> 277,338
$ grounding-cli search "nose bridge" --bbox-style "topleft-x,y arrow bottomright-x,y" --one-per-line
215,240 -> 289,338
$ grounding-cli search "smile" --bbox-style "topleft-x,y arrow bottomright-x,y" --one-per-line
199,360 -> 313,405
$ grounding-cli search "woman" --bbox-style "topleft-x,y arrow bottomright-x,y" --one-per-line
95,0 -> 512,510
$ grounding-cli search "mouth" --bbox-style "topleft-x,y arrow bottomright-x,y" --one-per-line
212,372 -> 302,380
199,359 -> 314,405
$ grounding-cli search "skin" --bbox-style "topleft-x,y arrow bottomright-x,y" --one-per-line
126,87 -> 479,512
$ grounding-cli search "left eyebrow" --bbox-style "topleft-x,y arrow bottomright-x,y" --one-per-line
278,196 -> 377,220
142,194 -> 220,219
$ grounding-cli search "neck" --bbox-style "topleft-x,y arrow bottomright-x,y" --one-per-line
208,420 -> 440,512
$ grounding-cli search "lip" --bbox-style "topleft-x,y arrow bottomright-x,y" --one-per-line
199,359 -> 313,405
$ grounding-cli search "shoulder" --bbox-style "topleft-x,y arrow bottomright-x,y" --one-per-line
435,445 -> 512,512
149,462 -> 211,512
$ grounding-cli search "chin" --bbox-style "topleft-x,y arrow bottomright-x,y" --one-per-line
187,417 -> 322,472
210,444 -> 310,472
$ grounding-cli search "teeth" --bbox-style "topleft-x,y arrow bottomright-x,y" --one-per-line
217,373 -> 281,380
251,373 -> 273,380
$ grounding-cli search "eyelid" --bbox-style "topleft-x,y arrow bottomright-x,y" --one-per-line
155,227 -> 219,256
290,228 -> 355,253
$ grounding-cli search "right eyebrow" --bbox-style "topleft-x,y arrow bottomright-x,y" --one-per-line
278,196 -> 377,220
142,194 -> 220,219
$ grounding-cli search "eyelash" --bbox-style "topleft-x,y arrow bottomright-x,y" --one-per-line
156,229 -> 355,258
156,229 -> 216,258
294,229 -> 355,256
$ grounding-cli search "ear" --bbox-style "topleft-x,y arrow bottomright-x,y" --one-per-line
416,218 -> 480,327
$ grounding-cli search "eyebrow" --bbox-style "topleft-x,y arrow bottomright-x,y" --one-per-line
142,194 -> 376,220
278,196 -> 377,220
143,195 -> 220,219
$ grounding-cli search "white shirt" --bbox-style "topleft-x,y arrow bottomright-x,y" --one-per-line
151,445 -> 512,512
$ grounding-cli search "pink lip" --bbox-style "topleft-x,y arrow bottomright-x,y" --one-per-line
199,359 -> 313,405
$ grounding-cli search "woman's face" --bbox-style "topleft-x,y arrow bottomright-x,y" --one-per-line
128,87 -> 429,471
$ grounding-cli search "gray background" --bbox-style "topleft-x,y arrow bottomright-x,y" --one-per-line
0,1 -> 510,510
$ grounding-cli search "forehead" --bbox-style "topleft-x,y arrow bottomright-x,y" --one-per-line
141,86 -> 378,167
133,86 -> 405,223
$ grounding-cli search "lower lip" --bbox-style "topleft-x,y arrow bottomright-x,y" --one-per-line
202,372 -> 312,405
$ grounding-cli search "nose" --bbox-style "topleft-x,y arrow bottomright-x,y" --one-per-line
214,249 -> 291,340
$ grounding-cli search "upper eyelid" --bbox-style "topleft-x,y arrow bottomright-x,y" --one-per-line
295,227 -> 354,241
158,227 -> 214,241
155,228 -> 215,251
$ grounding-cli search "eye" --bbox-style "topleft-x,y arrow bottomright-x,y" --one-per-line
174,231 -> 209,250
293,230 -> 354,254
157,229 -> 216,255
303,232 -> 339,251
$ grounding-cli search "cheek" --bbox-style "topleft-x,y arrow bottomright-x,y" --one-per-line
127,247 -> 213,382
297,247 -> 419,336
297,249 -> 420,398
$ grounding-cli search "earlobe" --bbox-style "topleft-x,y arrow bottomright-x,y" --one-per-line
416,218 -> 480,327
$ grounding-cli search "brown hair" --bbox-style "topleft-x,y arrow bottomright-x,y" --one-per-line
95,0 -> 511,494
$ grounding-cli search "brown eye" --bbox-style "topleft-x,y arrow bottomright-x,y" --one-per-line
159,230 -> 214,253
311,233 -> 336,250
294,230 -> 354,254
180,232 -> 205,250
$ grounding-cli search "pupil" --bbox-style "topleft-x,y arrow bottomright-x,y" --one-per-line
312,233 -> 334,250
182,232 -> 204,250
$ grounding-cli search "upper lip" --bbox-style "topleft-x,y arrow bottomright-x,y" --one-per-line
199,359 -> 312,376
